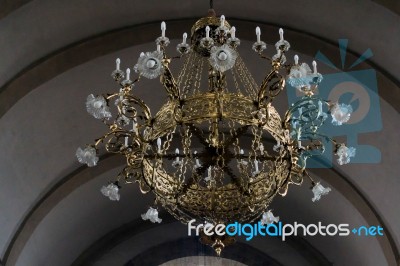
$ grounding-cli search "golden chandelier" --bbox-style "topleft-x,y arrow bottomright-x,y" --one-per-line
77,8 -> 355,254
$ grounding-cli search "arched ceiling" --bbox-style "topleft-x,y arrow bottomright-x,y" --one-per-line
0,1 -> 399,266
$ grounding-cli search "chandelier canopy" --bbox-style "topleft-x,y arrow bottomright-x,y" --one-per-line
77,10 -> 355,255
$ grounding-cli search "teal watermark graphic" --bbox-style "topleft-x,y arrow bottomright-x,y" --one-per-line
286,39 -> 382,167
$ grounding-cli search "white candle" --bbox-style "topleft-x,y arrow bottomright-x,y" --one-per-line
279,28 -> 284,41
294,55 -> 299,65
206,26 -> 210,38
182,32 -> 187,44
231,26 -> 236,39
312,60 -> 317,74
259,143 -> 264,154
157,138 -> 162,153
161,21 -> 166,37
318,101 -> 323,116
175,148 -> 180,163
126,68 -> 130,80
256,26 -> 261,43
254,159 -> 259,172
220,15 -> 225,27
116,58 -> 120,70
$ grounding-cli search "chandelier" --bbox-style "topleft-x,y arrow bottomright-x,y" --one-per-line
76,9 -> 355,255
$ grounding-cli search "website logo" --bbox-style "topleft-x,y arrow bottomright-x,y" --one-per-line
188,220 -> 384,241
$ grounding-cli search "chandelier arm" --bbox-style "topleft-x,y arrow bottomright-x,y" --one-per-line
93,130 -> 119,148
286,96 -> 330,117
300,131 -> 337,144
104,92 -> 120,100
259,53 -> 272,61
257,70 -> 285,104
160,59 -> 180,99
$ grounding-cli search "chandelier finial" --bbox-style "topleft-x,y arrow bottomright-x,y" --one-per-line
208,0 -> 216,16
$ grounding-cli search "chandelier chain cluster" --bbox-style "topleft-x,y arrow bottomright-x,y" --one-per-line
76,13 -> 355,254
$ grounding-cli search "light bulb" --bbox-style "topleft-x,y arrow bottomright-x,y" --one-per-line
218,51 -> 228,61
146,59 -> 156,69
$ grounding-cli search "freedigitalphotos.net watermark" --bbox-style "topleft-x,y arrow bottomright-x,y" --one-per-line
188,220 -> 384,241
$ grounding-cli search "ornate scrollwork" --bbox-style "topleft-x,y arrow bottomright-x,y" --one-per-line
78,13 -> 354,256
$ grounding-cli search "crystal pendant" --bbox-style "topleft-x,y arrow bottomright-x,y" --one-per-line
141,207 -> 162,223
176,43 -> 190,55
330,103 -> 353,126
275,39 -> 290,51
134,51 -> 163,79
117,115 -> 130,126
155,36 -> 170,47
76,146 -> 99,167
252,41 -> 267,53
287,63 -> 312,88
227,37 -> 240,47
336,145 -> 356,165
209,44 -> 238,72
311,182 -> 331,202
100,183 -> 120,201
86,94 -> 111,120
111,69 -> 124,81
260,210 -> 279,225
